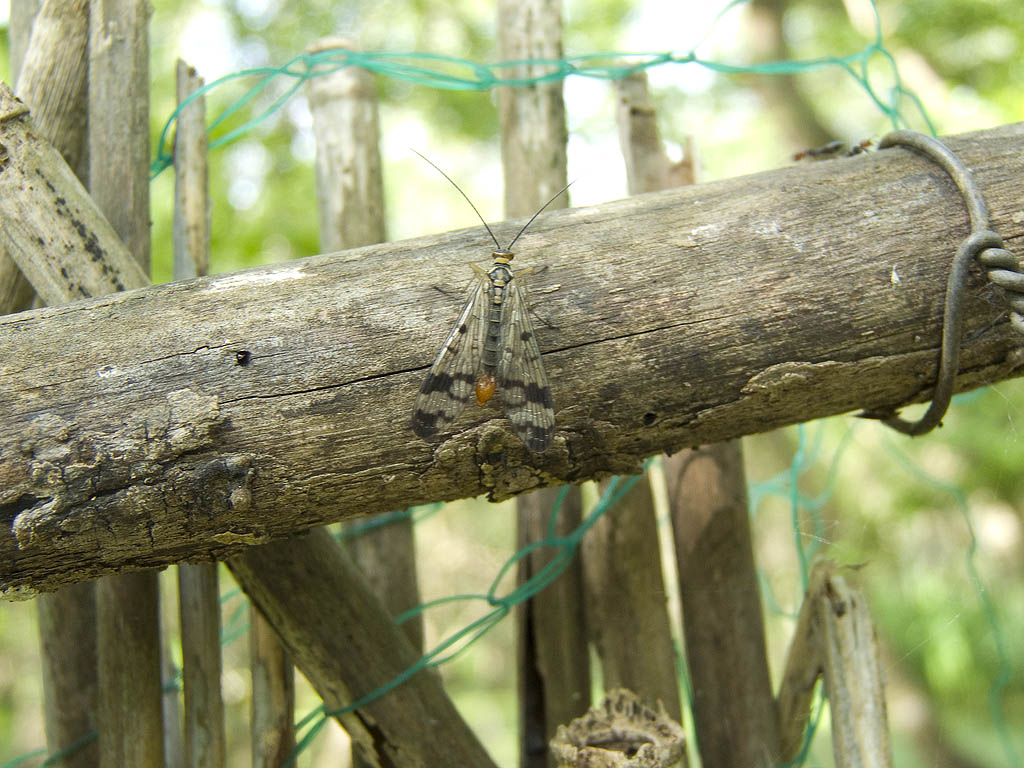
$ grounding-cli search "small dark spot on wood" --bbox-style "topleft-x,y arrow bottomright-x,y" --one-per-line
235,350 -> 252,366
643,412 -> 657,426
70,216 -> 105,263
37,236 -> 45,246
35,169 -> 56,192
0,143 -> 8,172
60,267 -> 69,279
833,599 -> 848,618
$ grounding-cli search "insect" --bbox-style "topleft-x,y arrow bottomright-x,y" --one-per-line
411,153 -> 569,453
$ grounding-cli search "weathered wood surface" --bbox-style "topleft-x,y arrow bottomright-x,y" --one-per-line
2,124 -> 1024,596
0,0 -> 92,316
250,608 -> 295,768
11,3 -> 101,764
227,528 -> 499,768
87,3 -> 165,765
580,71 -> 683,725
667,442 -> 781,767
174,60 -> 226,768
0,82 -> 149,303
306,35 -> 424,655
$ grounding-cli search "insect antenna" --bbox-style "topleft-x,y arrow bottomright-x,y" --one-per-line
411,149 -> 501,251
504,180 -> 574,252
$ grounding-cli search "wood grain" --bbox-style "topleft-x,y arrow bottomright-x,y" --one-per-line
2,124 -> 1023,595
227,528 -> 498,768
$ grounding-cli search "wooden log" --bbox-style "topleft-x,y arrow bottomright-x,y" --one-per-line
88,0 -> 150,271
516,488 -> 590,768
306,37 -> 386,253
582,478 -> 680,720
179,563 -> 224,767
227,528 -> 499,768
38,581 -> 100,767
173,60 -> 210,281
17,0 -> 90,182
2,123 -> 1024,595
96,571 -> 164,766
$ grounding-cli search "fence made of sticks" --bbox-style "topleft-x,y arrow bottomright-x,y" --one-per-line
1,1 -> 1022,768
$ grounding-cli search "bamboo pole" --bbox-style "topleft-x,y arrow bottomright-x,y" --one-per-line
3,122 -> 1024,593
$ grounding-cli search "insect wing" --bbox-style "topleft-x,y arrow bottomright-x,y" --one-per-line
498,275 -> 555,453
412,273 -> 488,439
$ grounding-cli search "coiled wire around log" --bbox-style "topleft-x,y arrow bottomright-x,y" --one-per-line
861,130 -> 1023,436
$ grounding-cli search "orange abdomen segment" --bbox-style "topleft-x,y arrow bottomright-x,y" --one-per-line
475,373 -> 497,406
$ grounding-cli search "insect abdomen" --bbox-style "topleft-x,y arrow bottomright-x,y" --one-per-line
481,265 -> 510,373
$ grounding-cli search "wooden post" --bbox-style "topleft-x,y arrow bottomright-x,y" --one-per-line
89,1 -> 164,765
496,1 -> 587,764
11,4 -> 100,767
173,59 -> 225,768
178,565 -> 224,768
2,0 -> 91,315
666,445 -> 782,767
305,38 -> 386,253
228,528 -> 499,767
615,70 -> 781,768
581,479 -> 681,721
576,74 -> 689,725
250,610 -> 295,768
305,36 -> 424,653
516,490 -> 590,767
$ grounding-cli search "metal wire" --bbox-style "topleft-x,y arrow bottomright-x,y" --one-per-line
860,130 -> 1022,436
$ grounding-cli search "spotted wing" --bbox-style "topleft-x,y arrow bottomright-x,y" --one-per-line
498,274 -> 555,453
412,270 -> 489,439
